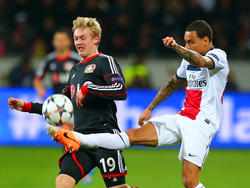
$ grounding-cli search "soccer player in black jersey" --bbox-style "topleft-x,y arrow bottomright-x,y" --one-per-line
8,17 -> 135,188
34,28 -> 81,98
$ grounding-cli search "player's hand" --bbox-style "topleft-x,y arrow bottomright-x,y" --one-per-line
8,97 -> 24,111
162,37 -> 177,49
76,90 -> 85,108
138,108 -> 152,126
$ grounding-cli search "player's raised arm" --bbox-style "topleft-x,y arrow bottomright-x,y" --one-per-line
162,36 -> 214,69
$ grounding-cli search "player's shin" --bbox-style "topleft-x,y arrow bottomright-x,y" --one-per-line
73,132 -> 130,150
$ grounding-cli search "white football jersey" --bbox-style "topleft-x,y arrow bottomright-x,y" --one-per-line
176,47 -> 229,129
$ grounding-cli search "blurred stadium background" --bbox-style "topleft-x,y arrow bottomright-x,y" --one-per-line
0,0 -> 250,187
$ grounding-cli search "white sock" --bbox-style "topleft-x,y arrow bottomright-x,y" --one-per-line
195,183 -> 205,188
73,131 -> 130,150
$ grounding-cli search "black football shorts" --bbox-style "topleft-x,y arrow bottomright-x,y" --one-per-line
58,147 -> 127,187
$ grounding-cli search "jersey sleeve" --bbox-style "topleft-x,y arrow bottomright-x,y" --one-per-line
206,49 -> 227,71
86,56 -> 127,100
176,59 -> 187,79
30,103 -> 43,114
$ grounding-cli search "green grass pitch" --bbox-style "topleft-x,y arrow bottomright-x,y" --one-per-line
0,147 -> 249,188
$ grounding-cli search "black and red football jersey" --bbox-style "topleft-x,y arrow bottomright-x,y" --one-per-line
30,53 -> 127,134
35,50 -> 81,93
62,53 -> 127,133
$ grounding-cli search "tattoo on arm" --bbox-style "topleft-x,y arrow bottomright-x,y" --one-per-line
148,75 -> 184,111
174,45 -> 207,67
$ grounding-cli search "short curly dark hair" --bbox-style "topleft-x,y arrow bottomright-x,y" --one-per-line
186,20 -> 213,41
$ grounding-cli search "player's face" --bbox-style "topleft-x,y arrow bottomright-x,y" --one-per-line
73,27 -> 99,59
184,31 -> 209,55
53,32 -> 72,52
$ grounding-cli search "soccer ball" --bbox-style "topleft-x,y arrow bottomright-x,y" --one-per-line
42,94 -> 73,126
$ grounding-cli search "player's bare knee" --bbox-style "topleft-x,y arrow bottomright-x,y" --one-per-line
182,175 -> 195,188
56,174 -> 75,188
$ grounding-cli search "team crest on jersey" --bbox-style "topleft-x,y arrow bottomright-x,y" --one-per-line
84,64 -> 96,73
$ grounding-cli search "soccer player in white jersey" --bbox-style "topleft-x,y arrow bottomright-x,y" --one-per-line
47,20 -> 229,188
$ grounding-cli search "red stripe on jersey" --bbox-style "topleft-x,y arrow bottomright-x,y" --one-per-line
72,152 -> 85,179
221,89 -> 225,103
179,89 -> 202,120
88,83 -> 127,96
81,52 -> 101,64
62,85 -> 70,95
88,90 -> 127,97
102,172 -> 127,178
104,73 -> 120,78
55,50 -> 71,62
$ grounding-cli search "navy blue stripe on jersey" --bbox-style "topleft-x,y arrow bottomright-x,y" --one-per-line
104,73 -> 124,84
208,53 -> 219,62
207,56 -> 215,70
187,65 -> 201,71
175,72 -> 186,79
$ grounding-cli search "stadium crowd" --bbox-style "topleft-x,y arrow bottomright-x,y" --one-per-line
0,0 -> 249,58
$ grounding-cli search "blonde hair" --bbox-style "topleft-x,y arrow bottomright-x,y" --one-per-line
72,17 -> 102,40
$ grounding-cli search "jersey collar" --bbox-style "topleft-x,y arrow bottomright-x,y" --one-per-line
81,52 -> 102,64
209,46 -> 215,51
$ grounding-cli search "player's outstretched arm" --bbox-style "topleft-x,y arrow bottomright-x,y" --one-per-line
162,36 -> 214,69
8,97 -> 24,111
138,74 -> 186,126
8,97 -> 43,115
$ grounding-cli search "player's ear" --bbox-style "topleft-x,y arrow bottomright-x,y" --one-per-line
203,36 -> 210,43
93,36 -> 100,46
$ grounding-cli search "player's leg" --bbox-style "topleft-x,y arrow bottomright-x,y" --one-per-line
56,174 -> 75,188
96,149 -> 136,188
47,114 -> 181,151
57,149 -> 96,187
182,159 -> 202,188
178,115 -> 216,188
125,122 -> 158,146
47,123 -> 158,150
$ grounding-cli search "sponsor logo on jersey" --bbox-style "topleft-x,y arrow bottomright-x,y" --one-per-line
188,79 -> 207,88
84,64 -> 96,73
187,73 -> 207,88
111,77 -> 123,82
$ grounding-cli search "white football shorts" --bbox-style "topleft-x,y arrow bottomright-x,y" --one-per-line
148,114 -> 218,168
